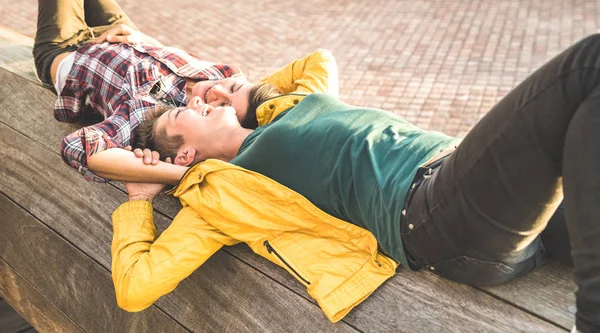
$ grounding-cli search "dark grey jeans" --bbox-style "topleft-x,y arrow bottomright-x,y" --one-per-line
33,0 -> 137,91
401,34 -> 600,333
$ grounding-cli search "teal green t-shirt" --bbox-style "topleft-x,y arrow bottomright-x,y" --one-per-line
230,93 -> 460,265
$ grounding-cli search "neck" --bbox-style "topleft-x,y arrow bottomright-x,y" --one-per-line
217,127 -> 253,162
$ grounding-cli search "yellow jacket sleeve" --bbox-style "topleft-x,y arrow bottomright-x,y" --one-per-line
111,200 -> 238,312
260,49 -> 339,96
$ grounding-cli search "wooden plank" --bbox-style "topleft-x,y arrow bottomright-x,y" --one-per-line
0,26 -> 38,84
0,34 -> 574,331
0,260 -> 80,333
484,262 -> 576,329
0,298 -> 37,333
0,117 -> 356,330
227,246 -> 566,333
0,195 -> 189,333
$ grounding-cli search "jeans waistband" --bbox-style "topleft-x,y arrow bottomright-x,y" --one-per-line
405,154 -> 451,208
401,153 -> 452,270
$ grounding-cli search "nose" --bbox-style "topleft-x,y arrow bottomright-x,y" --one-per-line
208,85 -> 230,106
188,96 -> 203,109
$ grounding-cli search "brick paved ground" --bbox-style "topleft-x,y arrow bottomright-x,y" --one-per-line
1,0 -> 599,137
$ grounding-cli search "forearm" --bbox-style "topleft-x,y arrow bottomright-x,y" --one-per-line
87,148 -> 187,184
111,203 -> 233,311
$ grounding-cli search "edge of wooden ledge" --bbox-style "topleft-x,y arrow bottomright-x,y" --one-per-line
0,25 -> 34,47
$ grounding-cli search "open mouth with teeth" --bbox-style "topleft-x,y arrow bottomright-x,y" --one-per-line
201,105 -> 214,117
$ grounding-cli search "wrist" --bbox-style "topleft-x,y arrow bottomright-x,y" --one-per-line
128,194 -> 155,202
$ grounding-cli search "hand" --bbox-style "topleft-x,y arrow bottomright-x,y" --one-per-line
125,181 -> 165,202
93,24 -> 164,47
124,146 -> 172,165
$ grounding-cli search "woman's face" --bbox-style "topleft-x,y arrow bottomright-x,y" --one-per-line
190,77 -> 253,123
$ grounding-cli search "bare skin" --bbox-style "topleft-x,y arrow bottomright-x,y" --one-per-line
50,51 -> 74,85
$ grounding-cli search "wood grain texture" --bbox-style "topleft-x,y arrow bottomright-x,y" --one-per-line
484,262 -> 576,329
0,32 -> 575,332
0,26 -> 38,84
227,245 -> 568,333
0,259 -> 82,333
0,298 -> 37,333
0,195 -> 189,333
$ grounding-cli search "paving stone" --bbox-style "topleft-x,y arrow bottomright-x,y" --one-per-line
1,0 -> 598,136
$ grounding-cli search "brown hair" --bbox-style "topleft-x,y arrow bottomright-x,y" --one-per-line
241,82 -> 282,129
134,105 -> 185,161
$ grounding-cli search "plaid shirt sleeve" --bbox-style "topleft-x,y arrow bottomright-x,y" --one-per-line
60,98 -> 156,182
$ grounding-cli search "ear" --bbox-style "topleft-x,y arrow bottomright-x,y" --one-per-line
174,145 -> 197,166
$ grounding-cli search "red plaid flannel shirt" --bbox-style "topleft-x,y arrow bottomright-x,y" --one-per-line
55,42 -> 241,181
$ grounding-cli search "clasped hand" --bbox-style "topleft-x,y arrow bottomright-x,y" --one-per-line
123,146 -> 170,202
94,24 -> 164,47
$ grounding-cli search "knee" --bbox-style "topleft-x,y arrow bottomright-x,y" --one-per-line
575,33 -> 600,51
582,32 -> 600,44
561,33 -> 600,68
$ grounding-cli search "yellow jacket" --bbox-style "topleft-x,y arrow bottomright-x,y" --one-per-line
111,50 -> 398,323
112,161 -> 397,322
256,48 -> 339,126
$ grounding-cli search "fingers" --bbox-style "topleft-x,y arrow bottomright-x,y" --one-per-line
143,148 -> 152,164
93,31 -> 110,44
138,148 -> 160,165
94,26 -> 122,44
151,150 -> 160,165
107,35 -> 141,44
165,157 -> 172,164
133,147 -> 162,165
92,24 -> 163,47
124,145 -> 132,151
93,24 -> 133,44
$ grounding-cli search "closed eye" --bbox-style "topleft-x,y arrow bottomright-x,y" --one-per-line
170,107 -> 184,122
174,108 -> 183,119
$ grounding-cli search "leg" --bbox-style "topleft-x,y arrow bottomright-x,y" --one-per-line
563,88 -> 600,333
541,202 -> 573,266
402,34 -> 600,332
33,0 -> 87,88
83,0 -> 139,31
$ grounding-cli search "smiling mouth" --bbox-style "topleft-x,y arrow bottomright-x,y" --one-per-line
201,105 -> 213,117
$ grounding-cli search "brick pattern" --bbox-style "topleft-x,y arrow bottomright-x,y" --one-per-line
1,0 -> 599,136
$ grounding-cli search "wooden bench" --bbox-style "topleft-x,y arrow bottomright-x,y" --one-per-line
0,26 -> 576,332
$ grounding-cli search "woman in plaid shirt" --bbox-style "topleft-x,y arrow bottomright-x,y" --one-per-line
34,0 -> 249,183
